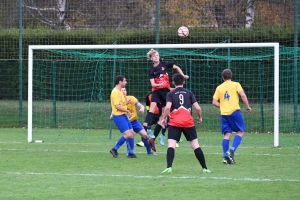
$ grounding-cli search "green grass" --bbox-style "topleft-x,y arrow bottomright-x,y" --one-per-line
0,128 -> 300,200
2,100 -> 299,134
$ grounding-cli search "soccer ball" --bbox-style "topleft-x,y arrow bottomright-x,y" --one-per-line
178,26 -> 189,37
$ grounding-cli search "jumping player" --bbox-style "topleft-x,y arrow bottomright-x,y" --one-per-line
143,49 -> 189,142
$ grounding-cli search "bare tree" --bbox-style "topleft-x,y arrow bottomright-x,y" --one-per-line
23,0 -> 70,29
213,0 -> 226,28
245,0 -> 254,28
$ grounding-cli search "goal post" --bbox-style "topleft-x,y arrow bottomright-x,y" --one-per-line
28,43 -> 280,146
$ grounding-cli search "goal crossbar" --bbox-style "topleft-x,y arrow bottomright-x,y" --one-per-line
28,43 -> 280,146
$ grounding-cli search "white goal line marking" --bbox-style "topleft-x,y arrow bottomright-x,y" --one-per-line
6,171 -> 300,182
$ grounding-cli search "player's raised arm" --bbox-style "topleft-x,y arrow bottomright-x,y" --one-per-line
173,65 -> 189,79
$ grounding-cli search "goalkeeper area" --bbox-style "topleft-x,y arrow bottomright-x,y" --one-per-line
27,43 -> 295,146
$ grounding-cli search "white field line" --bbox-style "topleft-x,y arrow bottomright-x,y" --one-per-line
0,141 -> 299,149
0,142 -> 22,144
0,148 -> 299,157
5,171 -> 300,182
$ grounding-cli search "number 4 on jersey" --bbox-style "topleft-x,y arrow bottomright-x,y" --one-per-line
224,91 -> 230,100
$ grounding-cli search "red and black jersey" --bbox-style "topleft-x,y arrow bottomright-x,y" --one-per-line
166,87 -> 197,128
148,61 -> 174,91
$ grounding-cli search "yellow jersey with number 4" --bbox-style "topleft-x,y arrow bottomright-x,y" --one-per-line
213,81 -> 243,115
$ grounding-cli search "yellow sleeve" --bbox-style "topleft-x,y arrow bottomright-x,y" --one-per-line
236,82 -> 243,93
213,87 -> 220,100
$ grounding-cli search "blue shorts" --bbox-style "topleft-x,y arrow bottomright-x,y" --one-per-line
221,110 -> 245,135
113,114 -> 132,133
131,120 -> 144,133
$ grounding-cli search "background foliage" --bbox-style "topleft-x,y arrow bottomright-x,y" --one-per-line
0,0 -> 299,133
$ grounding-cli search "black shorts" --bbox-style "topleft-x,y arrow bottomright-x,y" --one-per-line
167,125 -> 198,142
151,88 -> 170,107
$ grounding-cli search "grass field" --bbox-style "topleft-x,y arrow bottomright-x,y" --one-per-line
0,128 -> 299,200
3,100 -> 299,134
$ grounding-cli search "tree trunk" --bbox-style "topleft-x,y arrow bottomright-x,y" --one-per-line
214,1 -> 225,28
245,0 -> 254,28
57,0 -> 70,30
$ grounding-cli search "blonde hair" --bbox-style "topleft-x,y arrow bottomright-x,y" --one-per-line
147,49 -> 158,59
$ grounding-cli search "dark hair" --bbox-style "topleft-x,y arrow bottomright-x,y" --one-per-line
222,69 -> 232,80
172,73 -> 185,86
114,75 -> 125,85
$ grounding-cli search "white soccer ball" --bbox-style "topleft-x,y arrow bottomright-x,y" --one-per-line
178,26 -> 189,37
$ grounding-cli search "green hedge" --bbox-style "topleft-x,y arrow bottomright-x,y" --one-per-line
0,26 -> 298,101
0,26 -> 297,60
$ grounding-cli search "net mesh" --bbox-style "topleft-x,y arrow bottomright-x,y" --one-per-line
30,45 -> 299,142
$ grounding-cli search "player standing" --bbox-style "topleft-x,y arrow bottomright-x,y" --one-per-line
160,73 -> 211,174
109,75 -> 136,158
212,69 -> 252,164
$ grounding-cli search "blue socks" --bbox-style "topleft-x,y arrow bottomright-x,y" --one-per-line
222,139 -> 230,158
231,135 -> 242,152
113,136 -> 136,155
126,138 -> 135,155
113,136 -> 126,150
222,135 -> 243,158
142,138 -> 152,154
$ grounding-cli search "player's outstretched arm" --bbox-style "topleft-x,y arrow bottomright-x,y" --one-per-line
239,90 -> 252,112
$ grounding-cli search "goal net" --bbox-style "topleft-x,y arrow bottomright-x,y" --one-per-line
28,43 -> 280,146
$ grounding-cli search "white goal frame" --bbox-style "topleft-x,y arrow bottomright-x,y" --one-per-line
28,43 -> 280,146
